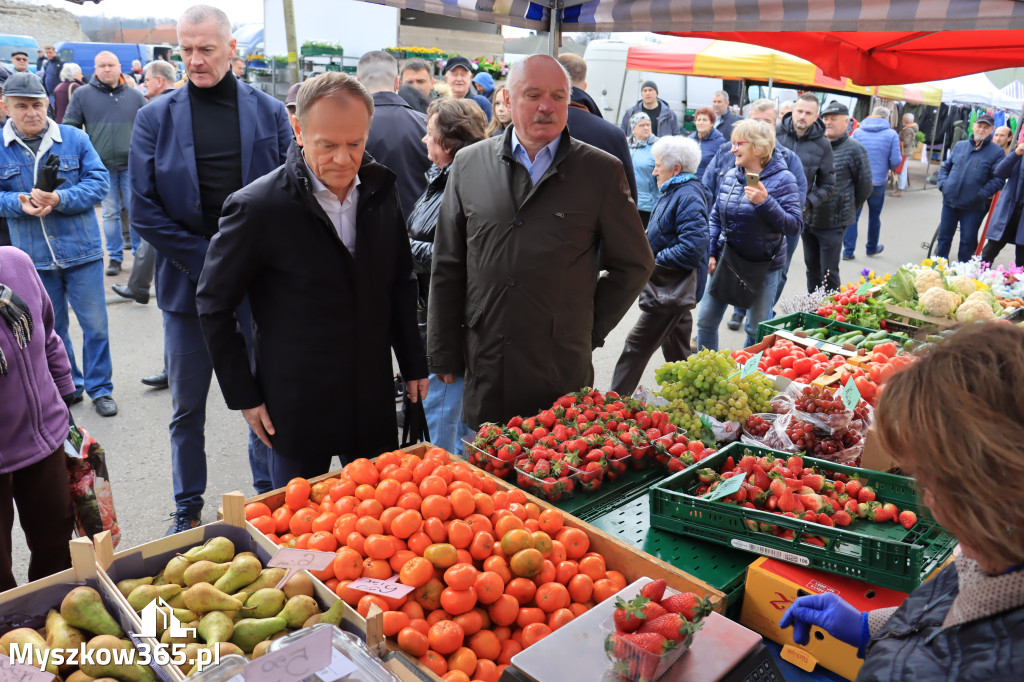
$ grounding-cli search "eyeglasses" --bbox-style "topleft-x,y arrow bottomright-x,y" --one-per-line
730,141 -> 749,148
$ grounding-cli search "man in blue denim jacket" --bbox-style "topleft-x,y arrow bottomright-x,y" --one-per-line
0,72 -> 117,417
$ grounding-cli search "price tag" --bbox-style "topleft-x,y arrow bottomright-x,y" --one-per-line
269,548 -> 336,590
348,574 -> 416,598
841,378 -> 861,411
704,474 -> 744,501
317,649 -> 358,682
698,413 -> 713,432
856,281 -> 872,295
0,654 -> 54,682
245,624 -> 333,682
739,350 -> 763,378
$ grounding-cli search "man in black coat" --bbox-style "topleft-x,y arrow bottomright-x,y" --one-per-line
712,90 -> 742,140
196,73 -> 428,486
776,93 -> 836,299
558,53 -> 638,204
359,51 -> 431,221
805,102 -> 872,292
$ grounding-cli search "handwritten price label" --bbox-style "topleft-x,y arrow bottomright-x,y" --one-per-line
705,474 -> 744,501
0,654 -> 53,682
245,624 -> 333,682
348,574 -> 416,598
740,350 -> 763,378
269,548 -> 336,590
841,378 -> 862,411
856,281 -> 873,295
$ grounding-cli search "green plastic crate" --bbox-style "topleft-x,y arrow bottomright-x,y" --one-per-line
649,442 -> 958,593
588,495 -> 752,619
554,465 -> 667,521
757,312 -> 912,345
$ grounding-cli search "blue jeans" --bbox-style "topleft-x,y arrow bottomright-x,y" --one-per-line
163,310 -> 272,513
268,452 -> 336,489
38,259 -> 113,398
697,268 -> 782,350
773,231 -> 802,304
844,184 -> 886,256
935,204 -> 987,262
423,374 -> 473,455
100,169 -> 140,262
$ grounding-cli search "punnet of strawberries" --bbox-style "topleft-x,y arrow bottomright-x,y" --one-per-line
467,388 -> 714,501
697,449 -> 918,547
604,578 -> 712,682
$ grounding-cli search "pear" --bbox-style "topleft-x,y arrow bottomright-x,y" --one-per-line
198,611 -> 234,644
165,593 -> 187,609
277,595 -> 320,628
115,576 -> 154,599
127,583 -> 182,612
184,642 -> 244,676
252,639 -> 273,658
229,617 -> 287,653
175,642 -> 203,676
235,551 -> 258,561
66,671 -> 97,682
80,635 -> 156,682
320,599 -> 347,627
172,607 -> 198,622
282,572 -> 315,598
303,613 -> 323,628
60,586 -> 124,637
183,560 -> 231,587
244,588 -> 287,619
232,567 -> 287,600
161,619 -> 199,646
162,555 -> 192,587
152,573 -> 167,586
213,554 -> 262,594
0,628 -> 58,675
45,609 -> 85,671
183,537 -> 235,563
183,582 -> 244,613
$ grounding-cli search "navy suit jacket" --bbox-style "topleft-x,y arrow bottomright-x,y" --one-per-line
129,79 -> 292,314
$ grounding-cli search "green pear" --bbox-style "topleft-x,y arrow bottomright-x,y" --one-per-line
183,559 -> 232,587
161,619 -> 199,646
171,607 -> 197,622
80,635 -> 156,682
184,642 -> 245,676
198,611 -> 234,644
127,583 -> 182,612
151,573 -> 167,586
319,599 -> 347,627
162,555 -> 191,586
277,595 -> 320,628
244,588 -> 287,619
175,642 -> 203,676
282,572 -> 315,598
232,567 -> 287,600
60,586 -> 124,637
213,554 -> 263,594
45,609 -> 85,671
66,671 -> 97,682
183,582 -> 244,613
0,628 -> 58,675
183,537 -> 235,564
115,576 -> 154,599
165,592 -> 187,609
229,617 -> 287,653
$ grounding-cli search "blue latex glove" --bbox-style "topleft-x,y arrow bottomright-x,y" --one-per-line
779,593 -> 871,657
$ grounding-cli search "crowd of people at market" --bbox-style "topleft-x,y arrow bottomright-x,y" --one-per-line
2,5 -> 1024,675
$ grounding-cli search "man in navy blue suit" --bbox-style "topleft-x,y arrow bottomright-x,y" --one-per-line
129,4 -> 292,534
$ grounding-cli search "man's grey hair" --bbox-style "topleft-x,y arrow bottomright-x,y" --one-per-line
713,90 -> 729,101
132,59 -> 142,68
179,4 -> 233,43
903,112 -> 915,123
873,106 -> 891,117
651,135 -> 702,175
748,98 -> 777,116
296,72 -> 374,125
506,55 -> 571,98
145,60 -> 176,83
356,51 -> 398,92
780,100 -> 796,111
59,62 -> 82,82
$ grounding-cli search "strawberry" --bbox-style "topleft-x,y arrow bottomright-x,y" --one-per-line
750,467 -> 771,490
777,489 -> 796,513
845,479 -> 862,500
612,596 -> 647,633
640,579 -> 666,602
786,455 -> 804,476
638,600 -> 668,622
881,502 -> 899,522
816,513 -> 834,527
832,510 -> 852,527
858,486 -> 876,503
638,613 -> 694,642
899,510 -> 918,529
659,592 -> 712,621
801,474 -> 825,493
769,477 -> 788,498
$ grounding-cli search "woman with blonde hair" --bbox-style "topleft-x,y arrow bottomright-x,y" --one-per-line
781,322 -> 1024,680
485,86 -> 510,137
695,119 -> 802,349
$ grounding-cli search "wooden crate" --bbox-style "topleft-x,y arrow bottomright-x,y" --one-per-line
883,303 -> 957,330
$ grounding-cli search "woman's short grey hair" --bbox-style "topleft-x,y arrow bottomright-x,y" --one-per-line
296,72 -> 374,125
60,63 -> 82,82
873,106 -> 891,117
732,119 -> 776,165
651,135 -> 701,175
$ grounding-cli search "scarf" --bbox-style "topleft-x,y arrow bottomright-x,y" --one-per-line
628,112 -> 655,149
0,283 -> 34,377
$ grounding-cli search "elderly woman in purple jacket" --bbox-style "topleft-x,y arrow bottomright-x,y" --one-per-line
0,246 -> 76,590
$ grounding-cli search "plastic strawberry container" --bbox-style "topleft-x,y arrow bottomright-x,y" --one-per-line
513,460 -> 580,503
463,439 -> 521,480
628,435 -> 672,470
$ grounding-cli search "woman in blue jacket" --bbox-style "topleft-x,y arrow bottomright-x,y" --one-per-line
628,112 -> 659,226
611,136 -> 711,395
982,141 -> 1024,265
690,106 -> 725,182
696,119 -> 803,350
780,323 -> 1024,682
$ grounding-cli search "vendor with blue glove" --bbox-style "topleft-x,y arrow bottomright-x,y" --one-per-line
780,322 -> 1024,681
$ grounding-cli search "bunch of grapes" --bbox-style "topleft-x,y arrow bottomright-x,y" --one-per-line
744,414 -> 771,437
795,385 -> 846,414
785,419 -> 818,450
656,349 -> 777,426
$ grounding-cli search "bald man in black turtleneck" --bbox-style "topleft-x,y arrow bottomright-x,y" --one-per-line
129,4 -> 293,535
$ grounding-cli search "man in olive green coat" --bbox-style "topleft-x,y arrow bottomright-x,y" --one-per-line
427,55 -> 654,429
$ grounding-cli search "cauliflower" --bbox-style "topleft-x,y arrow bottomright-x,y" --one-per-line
947,275 -> 977,296
966,290 -> 1005,316
918,287 -> 961,317
914,269 -> 944,294
955,298 -> 996,322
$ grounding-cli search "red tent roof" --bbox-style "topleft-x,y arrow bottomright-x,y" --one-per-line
667,31 -> 1024,85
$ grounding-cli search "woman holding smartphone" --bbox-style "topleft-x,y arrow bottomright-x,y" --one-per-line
695,119 -> 803,350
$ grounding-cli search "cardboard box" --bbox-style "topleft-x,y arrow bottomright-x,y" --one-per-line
740,556 -> 908,680
860,423 -> 900,474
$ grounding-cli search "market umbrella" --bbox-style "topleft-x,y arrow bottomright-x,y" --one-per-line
997,81 -> 1024,111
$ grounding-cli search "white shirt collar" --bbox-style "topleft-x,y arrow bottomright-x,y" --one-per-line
303,150 -> 360,201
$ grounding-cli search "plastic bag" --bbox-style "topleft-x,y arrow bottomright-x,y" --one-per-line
740,413 -> 777,447
695,411 -> 741,443
772,380 -> 860,434
632,385 -> 668,408
65,426 -> 120,547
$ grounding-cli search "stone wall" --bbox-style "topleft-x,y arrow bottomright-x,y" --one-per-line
2,0 -> 90,48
